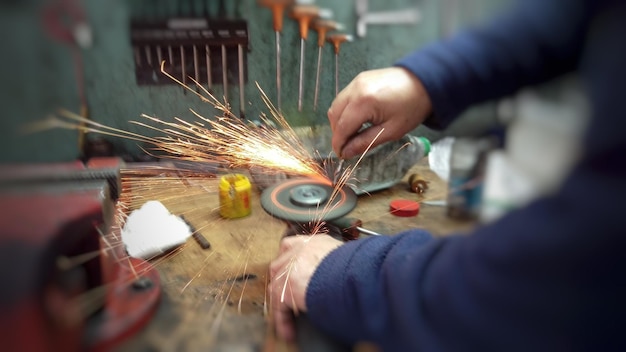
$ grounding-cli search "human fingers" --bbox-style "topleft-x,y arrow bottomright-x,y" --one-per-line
330,98 -> 379,158
269,239 -> 298,279
269,262 -> 297,341
269,264 -> 298,342
327,85 -> 351,132
332,93 -> 398,159
273,302 -> 296,342
339,124 -> 386,160
340,113 -> 416,159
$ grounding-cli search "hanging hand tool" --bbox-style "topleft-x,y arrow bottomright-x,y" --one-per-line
193,45 -> 200,91
180,45 -> 187,92
330,217 -> 383,241
168,45 -> 174,68
258,0 -> 294,112
221,44 -> 228,102
219,0 -> 228,102
178,1 -> 190,94
141,0 -> 153,69
289,5 -> 332,112
190,0 -> 200,91
238,43 -> 246,118
205,44 -> 213,92
156,45 -> 163,68
204,1 -> 213,93
236,2 -> 247,119
312,19 -> 342,112
326,33 -> 353,96
145,46 -> 153,67
148,0 -> 169,67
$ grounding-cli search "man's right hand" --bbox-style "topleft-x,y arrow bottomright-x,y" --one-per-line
327,67 -> 433,159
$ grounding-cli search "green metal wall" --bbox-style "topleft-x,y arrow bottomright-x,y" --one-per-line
0,0 -> 508,163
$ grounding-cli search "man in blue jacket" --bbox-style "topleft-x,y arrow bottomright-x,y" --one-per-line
269,0 -> 626,350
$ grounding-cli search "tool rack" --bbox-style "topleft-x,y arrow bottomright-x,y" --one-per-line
130,18 -> 249,87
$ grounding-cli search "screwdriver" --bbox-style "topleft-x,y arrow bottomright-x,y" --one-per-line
205,44 -> 212,93
178,1 -> 192,95
330,217 -> 383,241
327,33 -> 353,96
222,44 -> 228,102
312,19 -> 342,112
204,0 -> 213,93
289,5 -> 332,112
258,0 -> 293,112
180,45 -> 186,91
193,45 -> 200,92
238,43 -> 246,119
219,0 -> 228,102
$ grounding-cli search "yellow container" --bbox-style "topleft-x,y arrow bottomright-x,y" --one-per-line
219,174 -> 252,219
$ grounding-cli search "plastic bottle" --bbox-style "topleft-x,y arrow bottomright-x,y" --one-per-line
446,137 -> 494,220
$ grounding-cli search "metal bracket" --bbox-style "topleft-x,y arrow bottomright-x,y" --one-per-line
355,0 -> 422,38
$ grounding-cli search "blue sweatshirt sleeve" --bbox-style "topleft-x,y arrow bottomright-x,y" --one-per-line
395,0 -> 589,129
307,157 -> 626,350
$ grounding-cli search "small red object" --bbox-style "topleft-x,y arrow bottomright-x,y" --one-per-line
389,199 -> 420,217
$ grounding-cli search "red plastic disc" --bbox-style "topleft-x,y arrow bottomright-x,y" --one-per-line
389,199 -> 420,217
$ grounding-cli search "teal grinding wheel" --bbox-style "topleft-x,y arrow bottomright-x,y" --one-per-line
260,178 -> 357,223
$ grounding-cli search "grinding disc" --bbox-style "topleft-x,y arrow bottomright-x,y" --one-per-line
260,178 -> 357,223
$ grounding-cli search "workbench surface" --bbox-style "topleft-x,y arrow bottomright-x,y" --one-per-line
115,159 -> 474,351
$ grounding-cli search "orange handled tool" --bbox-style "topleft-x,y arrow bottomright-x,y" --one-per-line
258,0 -> 294,111
326,33 -> 353,96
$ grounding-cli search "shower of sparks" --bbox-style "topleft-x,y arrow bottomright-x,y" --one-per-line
143,62 -> 326,179
26,61 -> 327,183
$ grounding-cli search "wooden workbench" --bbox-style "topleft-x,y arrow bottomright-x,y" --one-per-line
115,159 -> 474,351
